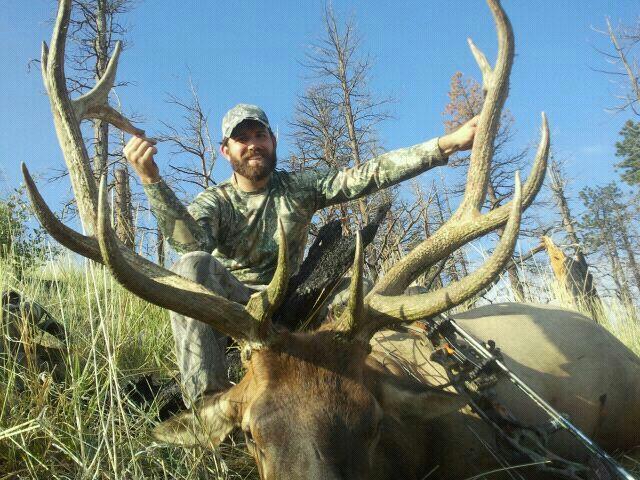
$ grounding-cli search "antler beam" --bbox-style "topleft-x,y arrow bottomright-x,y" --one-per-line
363,173 -> 523,338
25,0 -> 285,344
342,0 -> 550,341
41,0 -> 143,234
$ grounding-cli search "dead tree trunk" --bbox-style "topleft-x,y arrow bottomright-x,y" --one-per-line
93,0 -> 109,181
547,160 -> 602,315
326,9 -> 367,228
549,159 -> 588,266
605,18 -> 640,113
273,203 -> 389,330
617,218 -> 640,294
114,167 -> 134,249
542,236 -> 601,320
488,184 -> 525,301
157,227 -> 165,267
603,232 -> 635,305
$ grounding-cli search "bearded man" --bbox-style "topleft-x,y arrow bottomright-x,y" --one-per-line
125,104 -> 477,404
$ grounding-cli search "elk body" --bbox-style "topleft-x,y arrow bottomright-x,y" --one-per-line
24,0 -> 640,479
371,303 -> 640,478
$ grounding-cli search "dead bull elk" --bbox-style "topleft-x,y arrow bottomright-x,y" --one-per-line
23,0 -> 640,479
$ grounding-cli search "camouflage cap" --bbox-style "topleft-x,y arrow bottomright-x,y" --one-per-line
221,104 -> 271,140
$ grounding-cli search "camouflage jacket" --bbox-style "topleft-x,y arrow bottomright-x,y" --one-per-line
144,138 -> 447,286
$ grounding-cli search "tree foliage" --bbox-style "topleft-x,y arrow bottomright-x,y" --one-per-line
579,182 -> 639,300
615,119 -> 640,186
0,187 -> 57,268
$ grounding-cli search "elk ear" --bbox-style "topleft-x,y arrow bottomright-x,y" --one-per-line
152,390 -> 242,449
371,368 -> 468,421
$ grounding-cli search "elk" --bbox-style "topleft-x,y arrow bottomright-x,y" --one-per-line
24,0 -> 640,479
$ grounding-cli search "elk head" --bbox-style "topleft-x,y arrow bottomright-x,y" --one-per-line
25,0 -> 549,479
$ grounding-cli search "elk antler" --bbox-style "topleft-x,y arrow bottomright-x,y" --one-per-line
361,174 -> 523,339
24,0 -> 284,344
40,0 -> 144,234
335,232 -> 365,334
23,161 -> 281,342
341,0 -> 550,341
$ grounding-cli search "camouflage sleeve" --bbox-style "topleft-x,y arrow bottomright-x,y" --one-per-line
142,180 -> 212,254
315,138 -> 448,208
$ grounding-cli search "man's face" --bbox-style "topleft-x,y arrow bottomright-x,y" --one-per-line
222,120 -> 276,183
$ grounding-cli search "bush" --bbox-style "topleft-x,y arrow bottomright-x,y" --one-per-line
0,185 -> 58,271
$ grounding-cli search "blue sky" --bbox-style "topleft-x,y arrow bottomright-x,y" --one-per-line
1,0 -> 638,213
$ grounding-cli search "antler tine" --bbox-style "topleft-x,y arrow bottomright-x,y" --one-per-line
48,0 -> 71,79
456,0 -> 514,218
72,41 -> 144,137
40,42 -> 50,94
22,163 -> 103,262
369,112 -> 548,298
368,0 -> 535,299
467,38 -> 491,95
94,176 -> 263,342
361,172 -> 523,339
334,232 -> 365,336
45,0 -> 100,234
245,220 -> 290,338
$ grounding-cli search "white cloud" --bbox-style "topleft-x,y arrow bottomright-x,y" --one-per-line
579,144 -> 609,156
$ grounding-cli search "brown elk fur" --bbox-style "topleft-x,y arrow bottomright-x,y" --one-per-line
155,304 -> 640,479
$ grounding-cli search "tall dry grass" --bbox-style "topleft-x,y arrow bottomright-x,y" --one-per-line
0,253 -> 257,479
0,250 -> 638,479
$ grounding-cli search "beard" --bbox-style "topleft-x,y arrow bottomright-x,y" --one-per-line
230,149 -> 277,182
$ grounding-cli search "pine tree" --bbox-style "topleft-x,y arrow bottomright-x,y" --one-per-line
615,119 -> 640,186
579,183 -> 637,303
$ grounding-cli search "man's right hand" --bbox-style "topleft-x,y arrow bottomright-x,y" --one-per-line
123,136 -> 161,184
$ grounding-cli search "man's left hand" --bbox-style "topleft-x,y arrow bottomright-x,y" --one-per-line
437,116 -> 479,156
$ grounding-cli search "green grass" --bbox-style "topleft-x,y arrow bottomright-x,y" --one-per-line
1,250 -> 639,479
0,253 -> 258,479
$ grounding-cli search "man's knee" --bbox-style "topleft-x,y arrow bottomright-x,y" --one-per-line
170,252 -> 254,303
171,251 -> 219,284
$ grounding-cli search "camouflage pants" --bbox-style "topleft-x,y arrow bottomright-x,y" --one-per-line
170,252 -> 256,407
170,251 -> 371,406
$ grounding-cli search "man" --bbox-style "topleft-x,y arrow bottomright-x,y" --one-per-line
124,104 -> 477,404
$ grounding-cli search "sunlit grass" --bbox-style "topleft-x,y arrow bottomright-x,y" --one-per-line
0,252 -> 257,479
488,254 -> 640,357
1,248 -> 638,478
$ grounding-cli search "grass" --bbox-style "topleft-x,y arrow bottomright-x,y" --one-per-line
0,253 -> 258,479
1,250 -> 639,479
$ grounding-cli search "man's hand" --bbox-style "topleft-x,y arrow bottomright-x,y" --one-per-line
437,116 -> 479,157
123,136 -> 160,184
